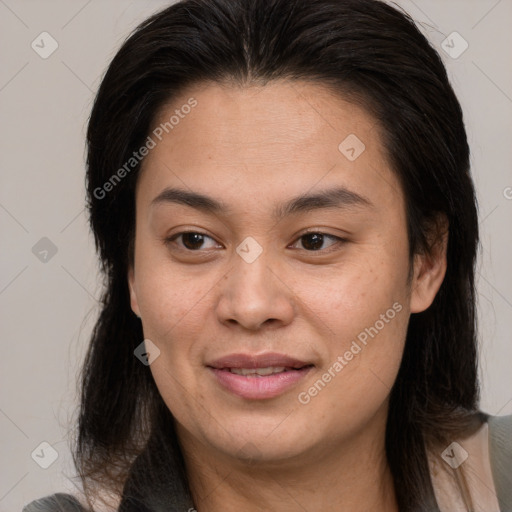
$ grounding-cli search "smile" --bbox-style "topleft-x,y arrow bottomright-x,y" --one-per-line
228,366 -> 298,376
207,353 -> 314,400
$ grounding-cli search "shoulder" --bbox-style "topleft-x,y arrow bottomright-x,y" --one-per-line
22,493 -> 89,512
488,413 -> 512,468
488,413 -> 512,445
488,414 -> 512,511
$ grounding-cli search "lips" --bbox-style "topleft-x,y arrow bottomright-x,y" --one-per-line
208,353 -> 310,370
207,352 -> 313,400
228,366 -> 290,376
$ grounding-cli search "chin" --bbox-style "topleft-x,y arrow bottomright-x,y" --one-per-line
225,436 -> 308,466
201,412 -> 314,463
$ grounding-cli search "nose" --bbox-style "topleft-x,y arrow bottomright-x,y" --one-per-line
215,249 -> 295,331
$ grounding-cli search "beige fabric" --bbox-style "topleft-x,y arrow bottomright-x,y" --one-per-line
429,422 -> 500,511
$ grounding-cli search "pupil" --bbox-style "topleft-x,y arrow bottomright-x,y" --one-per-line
183,233 -> 204,250
303,233 -> 323,250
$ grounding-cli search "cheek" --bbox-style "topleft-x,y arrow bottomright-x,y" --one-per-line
298,252 -> 408,333
139,279 -> 203,337
134,276 -> 218,414
296,253 -> 409,396
138,270 -> 212,416
134,243 -> 216,341
298,302 -> 408,434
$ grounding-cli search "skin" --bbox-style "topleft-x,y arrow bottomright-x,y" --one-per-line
128,80 -> 447,512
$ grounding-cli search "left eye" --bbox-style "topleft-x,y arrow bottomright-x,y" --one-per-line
167,232 -> 220,251
290,232 -> 344,251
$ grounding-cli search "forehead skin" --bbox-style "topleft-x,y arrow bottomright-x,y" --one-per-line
137,79 -> 405,237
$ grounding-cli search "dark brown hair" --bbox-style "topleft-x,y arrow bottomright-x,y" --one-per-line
78,0 -> 482,510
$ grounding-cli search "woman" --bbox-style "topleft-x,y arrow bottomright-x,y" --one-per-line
24,0 -> 512,510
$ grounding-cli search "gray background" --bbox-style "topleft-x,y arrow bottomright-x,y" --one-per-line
1,0 -> 511,509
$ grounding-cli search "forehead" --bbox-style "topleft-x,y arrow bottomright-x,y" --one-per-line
138,80 -> 404,216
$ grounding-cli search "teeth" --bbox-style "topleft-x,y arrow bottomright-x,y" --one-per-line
229,366 -> 287,376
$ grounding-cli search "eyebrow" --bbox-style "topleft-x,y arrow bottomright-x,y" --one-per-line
275,187 -> 373,218
150,186 -> 373,220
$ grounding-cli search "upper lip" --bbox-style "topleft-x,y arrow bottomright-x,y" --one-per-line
207,352 -> 312,369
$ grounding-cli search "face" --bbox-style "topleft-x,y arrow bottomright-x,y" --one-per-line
128,80 -> 446,466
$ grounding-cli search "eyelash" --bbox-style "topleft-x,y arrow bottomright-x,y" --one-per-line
164,230 -> 347,254
165,232 -> 221,252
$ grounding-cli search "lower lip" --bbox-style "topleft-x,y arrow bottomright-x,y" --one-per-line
209,367 -> 312,400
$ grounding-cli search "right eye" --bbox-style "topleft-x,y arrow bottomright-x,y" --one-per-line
165,231 -> 222,251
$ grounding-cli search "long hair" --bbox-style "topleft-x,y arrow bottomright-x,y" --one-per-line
77,1 -> 481,510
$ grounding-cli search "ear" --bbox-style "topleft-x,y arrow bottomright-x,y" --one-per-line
409,215 -> 449,314
128,266 -> 141,317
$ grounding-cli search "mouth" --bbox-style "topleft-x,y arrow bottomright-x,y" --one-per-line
226,366 -> 311,376
207,353 -> 314,400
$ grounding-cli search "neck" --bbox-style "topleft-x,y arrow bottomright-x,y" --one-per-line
177,407 -> 398,512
